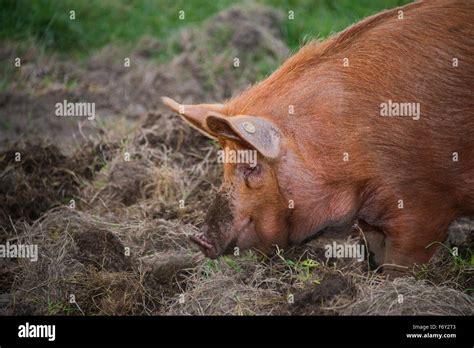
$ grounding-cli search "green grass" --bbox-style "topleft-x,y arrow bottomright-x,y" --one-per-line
202,258 -> 221,277
266,0 -> 411,49
0,118 -> 12,130
46,297 -> 76,315
0,0 -> 235,56
0,0 -> 412,58
223,255 -> 243,273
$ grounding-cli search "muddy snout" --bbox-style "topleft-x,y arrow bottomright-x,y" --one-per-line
189,232 -> 217,259
189,191 -> 234,259
189,226 -> 219,259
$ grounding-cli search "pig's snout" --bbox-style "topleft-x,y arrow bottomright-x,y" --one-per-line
190,190 -> 234,258
189,232 -> 219,259
189,227 -> 220,259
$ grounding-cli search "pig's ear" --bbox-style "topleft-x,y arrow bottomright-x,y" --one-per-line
206,113 -> 281,159
161,96 -> 225,139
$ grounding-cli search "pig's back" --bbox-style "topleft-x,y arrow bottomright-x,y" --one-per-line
338,0 -> 474,198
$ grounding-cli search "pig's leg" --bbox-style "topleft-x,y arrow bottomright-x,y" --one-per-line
365,229 -> 386,268
357,220 -> 386,268
382,238 -> 431,278
382,214 -> 453,277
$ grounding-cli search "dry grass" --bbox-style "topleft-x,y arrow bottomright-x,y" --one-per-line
343,277 -> 474,315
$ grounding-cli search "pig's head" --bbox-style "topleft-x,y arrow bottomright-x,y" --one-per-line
162,97 -> 291,258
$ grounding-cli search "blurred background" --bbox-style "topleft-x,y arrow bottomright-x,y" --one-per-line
0,0 -> 411,149
1,0 -> 410,57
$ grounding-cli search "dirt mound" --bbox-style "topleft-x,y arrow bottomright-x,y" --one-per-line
166,259 -> 282,315
167,4 -> 289,103
2,208 -> 199,315
343,278 -> 474,315
73,228 -> 132,272
0,143 -> 72,227
277,273 -> 356,315
0,141 -> 112,232
104,159 -> 151,206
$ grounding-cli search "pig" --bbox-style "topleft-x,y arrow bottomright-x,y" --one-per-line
163,0 -> 474,275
